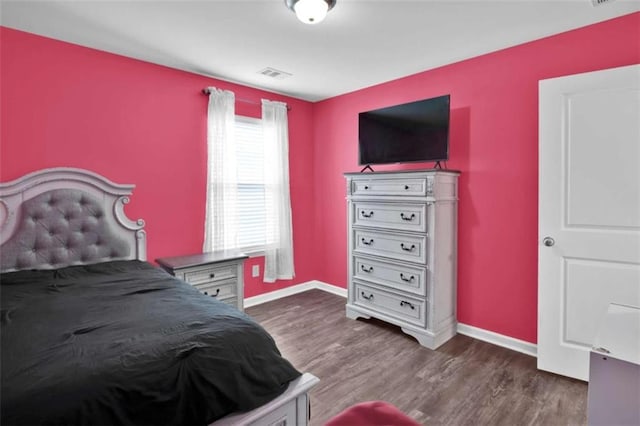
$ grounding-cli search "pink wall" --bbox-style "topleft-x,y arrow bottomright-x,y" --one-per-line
0,27 -> 317,298
312,12 -> 640,343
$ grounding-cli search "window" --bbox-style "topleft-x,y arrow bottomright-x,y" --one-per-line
234,116 -> 269,254
205,89 -> 294,281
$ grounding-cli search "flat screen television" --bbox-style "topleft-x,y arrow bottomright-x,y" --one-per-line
358,94 -> 450,166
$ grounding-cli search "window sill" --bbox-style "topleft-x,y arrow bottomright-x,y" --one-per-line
242,249 -> 265,258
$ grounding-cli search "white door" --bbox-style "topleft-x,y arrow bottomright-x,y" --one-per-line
538,64 -> 640,381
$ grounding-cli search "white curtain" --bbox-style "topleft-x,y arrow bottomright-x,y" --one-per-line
203,87 -> 237,252
262,99 -> 295,282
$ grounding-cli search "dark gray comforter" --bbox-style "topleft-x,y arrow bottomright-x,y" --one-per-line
0,260 -> 300,425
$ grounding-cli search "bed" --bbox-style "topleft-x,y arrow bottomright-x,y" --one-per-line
0,168 -> 319,426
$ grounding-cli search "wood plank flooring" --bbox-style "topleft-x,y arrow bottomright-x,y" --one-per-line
246,289 -> 588,426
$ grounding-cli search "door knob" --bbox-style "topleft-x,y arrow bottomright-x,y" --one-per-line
543,237 -> 555,247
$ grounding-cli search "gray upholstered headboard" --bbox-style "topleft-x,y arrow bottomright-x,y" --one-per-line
0,168 -> 146,273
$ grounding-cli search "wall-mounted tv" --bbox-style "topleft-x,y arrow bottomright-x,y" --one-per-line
358,94 -> 450,166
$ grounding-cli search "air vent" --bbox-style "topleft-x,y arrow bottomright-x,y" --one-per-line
591,0 -> 615,6
258,67 -> 292,80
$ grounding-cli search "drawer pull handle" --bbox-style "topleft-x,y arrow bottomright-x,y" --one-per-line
361,211 -> 374,218
203,288 -> 221,297
364,185 -> 369,190
360,265 -> 374,273
361,291 -> 374,301
361,238 -> 374,246
400,243 -> 415,252
400,300 -> 416,310
400,213 -> 416,221
404,185 -> 409,190
400,273 -> 415,282
209,273 -> 216,278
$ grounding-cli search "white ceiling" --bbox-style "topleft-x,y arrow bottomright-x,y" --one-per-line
1,0 -> 638,102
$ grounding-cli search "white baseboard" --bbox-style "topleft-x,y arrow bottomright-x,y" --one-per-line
244,282 -> 316,308
244,281 -> 347,308
312,280 -> 348,298
456,323 -> 537,357
244,281 -> 537,357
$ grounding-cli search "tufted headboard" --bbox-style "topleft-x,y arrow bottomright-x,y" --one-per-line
0,168 -> 146,273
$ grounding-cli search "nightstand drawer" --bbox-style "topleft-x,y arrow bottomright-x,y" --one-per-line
353,255 -> 427,296
196,280 -> 238,300
353,229 -> 427,264
156,250 -> 248,312
353,202 -> 427,233
220,297 -> 237,308
354,282 -> 427,327
184,264 -> 237,285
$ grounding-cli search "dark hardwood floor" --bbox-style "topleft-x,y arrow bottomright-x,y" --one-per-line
246,289 -> 587,426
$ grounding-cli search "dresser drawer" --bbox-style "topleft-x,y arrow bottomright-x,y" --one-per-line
195,280 -> 238,300
351,178 -> 428,196
353,256 -> 427,296
183,263 -> 237,286
353,229 -> 427,264
354,282 -> 427,327
353,202 -> 427,233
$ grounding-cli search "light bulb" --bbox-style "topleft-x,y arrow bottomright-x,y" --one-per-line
294,0 -> 329,24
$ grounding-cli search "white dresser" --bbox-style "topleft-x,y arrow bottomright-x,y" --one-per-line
344,169 -> 459,349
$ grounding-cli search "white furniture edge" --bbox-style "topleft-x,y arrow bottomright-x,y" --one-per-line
591,302 -> 640,365
246,281 -> 538,358
211,373 -> 320,426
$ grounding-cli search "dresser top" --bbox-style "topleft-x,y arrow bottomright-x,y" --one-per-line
592,303 -> 640,365
156,250 -> 248,270
344,168 -> 460,177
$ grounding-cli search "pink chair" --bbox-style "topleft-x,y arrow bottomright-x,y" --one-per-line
325,401 -> 421,426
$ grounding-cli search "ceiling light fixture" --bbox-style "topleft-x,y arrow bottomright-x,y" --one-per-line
285,0 -> 336,25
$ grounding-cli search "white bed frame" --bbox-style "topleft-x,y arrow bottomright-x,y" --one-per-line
0,167 -> 319,426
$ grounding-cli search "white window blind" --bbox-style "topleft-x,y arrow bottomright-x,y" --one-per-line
235,116 -> 269,253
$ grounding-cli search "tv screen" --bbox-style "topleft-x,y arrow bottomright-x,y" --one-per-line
358,95 -> 450,165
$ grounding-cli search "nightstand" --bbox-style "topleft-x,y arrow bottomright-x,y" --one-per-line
156,250 -> 248,311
